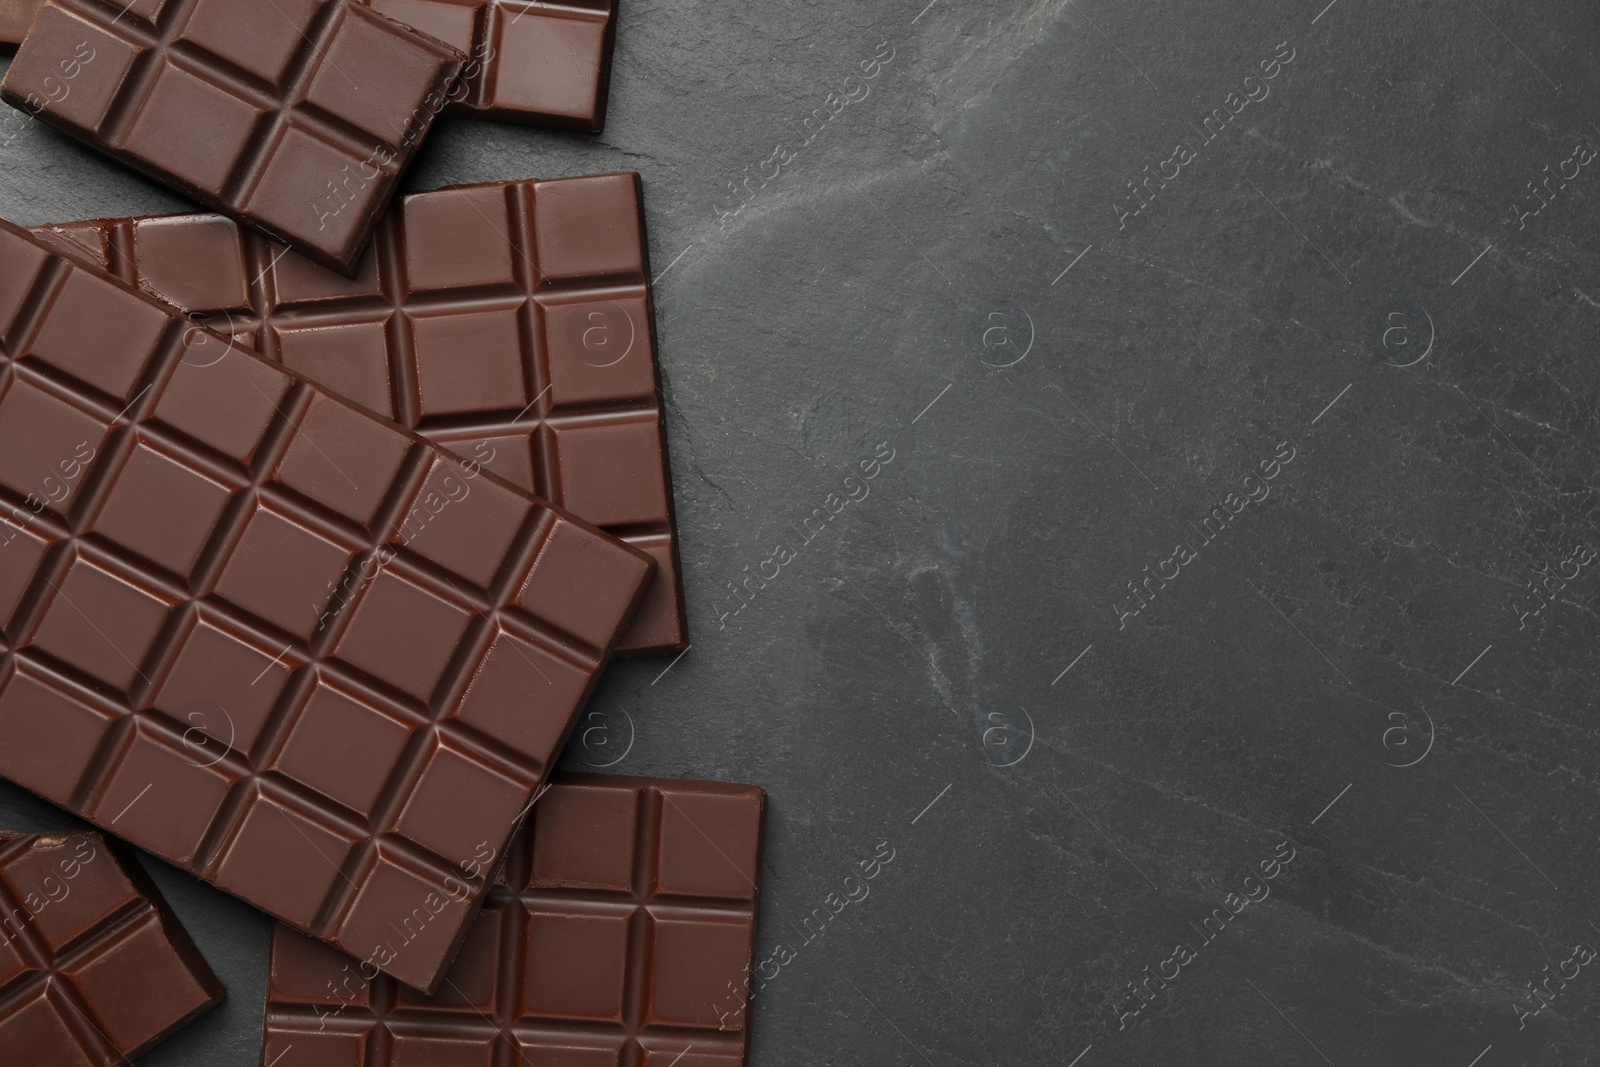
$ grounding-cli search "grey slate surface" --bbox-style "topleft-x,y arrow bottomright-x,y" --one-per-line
4,0 -> 1600,1063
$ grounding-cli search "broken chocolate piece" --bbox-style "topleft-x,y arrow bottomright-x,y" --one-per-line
0,828 -> 225,1065
365,0 -> 617,130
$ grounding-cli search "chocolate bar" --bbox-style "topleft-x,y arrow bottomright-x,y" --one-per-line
263,773 -> 766,1067
0,0 -> 618,131
0,828 -> 224,1064
31,171 -> 686,656
0,216 -> 655,992
0,0 -> 464,274
364,0 -> 617,130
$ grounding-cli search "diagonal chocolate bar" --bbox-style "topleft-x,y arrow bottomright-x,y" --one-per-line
0,828 -> 225,1065
0,216 -> 655,992
263,773 -> 766,1067
0,0 -> 617,131
363,0 -> 617,130
0,0 -> 464,274
31,171 -> 686,656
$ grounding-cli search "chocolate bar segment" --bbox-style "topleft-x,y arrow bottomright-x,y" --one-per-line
32,171 -> 686,655
0,216 -> 655,992
0,0 -> 44,44
264,773 -> 766,1067
365,0 -> 615,130
0,829 -> 225,1065
0,0 -> 464,274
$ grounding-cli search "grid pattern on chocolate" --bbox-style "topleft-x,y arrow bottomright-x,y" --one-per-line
264,774 -> 766,1067
0,219 -> 654,992
30,171 -> 686,656
0,0 -> 463,273
0,831 -> 223,1065
364,0 -> 615,129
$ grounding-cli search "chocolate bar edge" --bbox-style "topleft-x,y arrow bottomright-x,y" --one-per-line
624,174 -> 691,655
92,832 -> 231,1036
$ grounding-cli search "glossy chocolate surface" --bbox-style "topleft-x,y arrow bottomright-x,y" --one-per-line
0,829 -> 224,1065
264,773 -> 766,1067
366,0 -> 616,130
0,0 -> 464,274
32,172 -> 685,656
0,217 -> 655,992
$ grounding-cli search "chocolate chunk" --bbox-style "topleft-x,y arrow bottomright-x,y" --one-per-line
263,773 -> 766,1067
0,216 -> 656,992
0,0 -> 464,275
364,0 -> 617,130
32,171 -> 686,655
0,828 -> 225,1065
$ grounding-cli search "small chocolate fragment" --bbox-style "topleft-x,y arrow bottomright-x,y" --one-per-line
0,829 -> 225,1065
264,773 -> 766,1067
0,216 -> 656,992
33,171 -> 686,655
0,0 -> 464,274
365,0 -> 617,130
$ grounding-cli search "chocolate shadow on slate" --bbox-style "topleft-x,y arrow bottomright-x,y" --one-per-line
362,0 -> 617,131
264,773 -> 766,1067
0,828 -> 225,1064
0,216 -> 656,993
29,171 -> 686,657
0,0 -> 464,275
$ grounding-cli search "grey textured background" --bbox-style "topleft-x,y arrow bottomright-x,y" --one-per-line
4,0 -> 1600,1063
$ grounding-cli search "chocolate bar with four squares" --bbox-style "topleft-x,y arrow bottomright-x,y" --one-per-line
0,215 -> 655,992
363,0 -> 617,130
0,828 -> 225,1065
263,773 -> 766,1067
31,171 -> 686,656
0,0 -> 464,274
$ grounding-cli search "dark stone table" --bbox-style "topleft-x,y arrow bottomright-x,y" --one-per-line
2,0 -> 1597,1062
